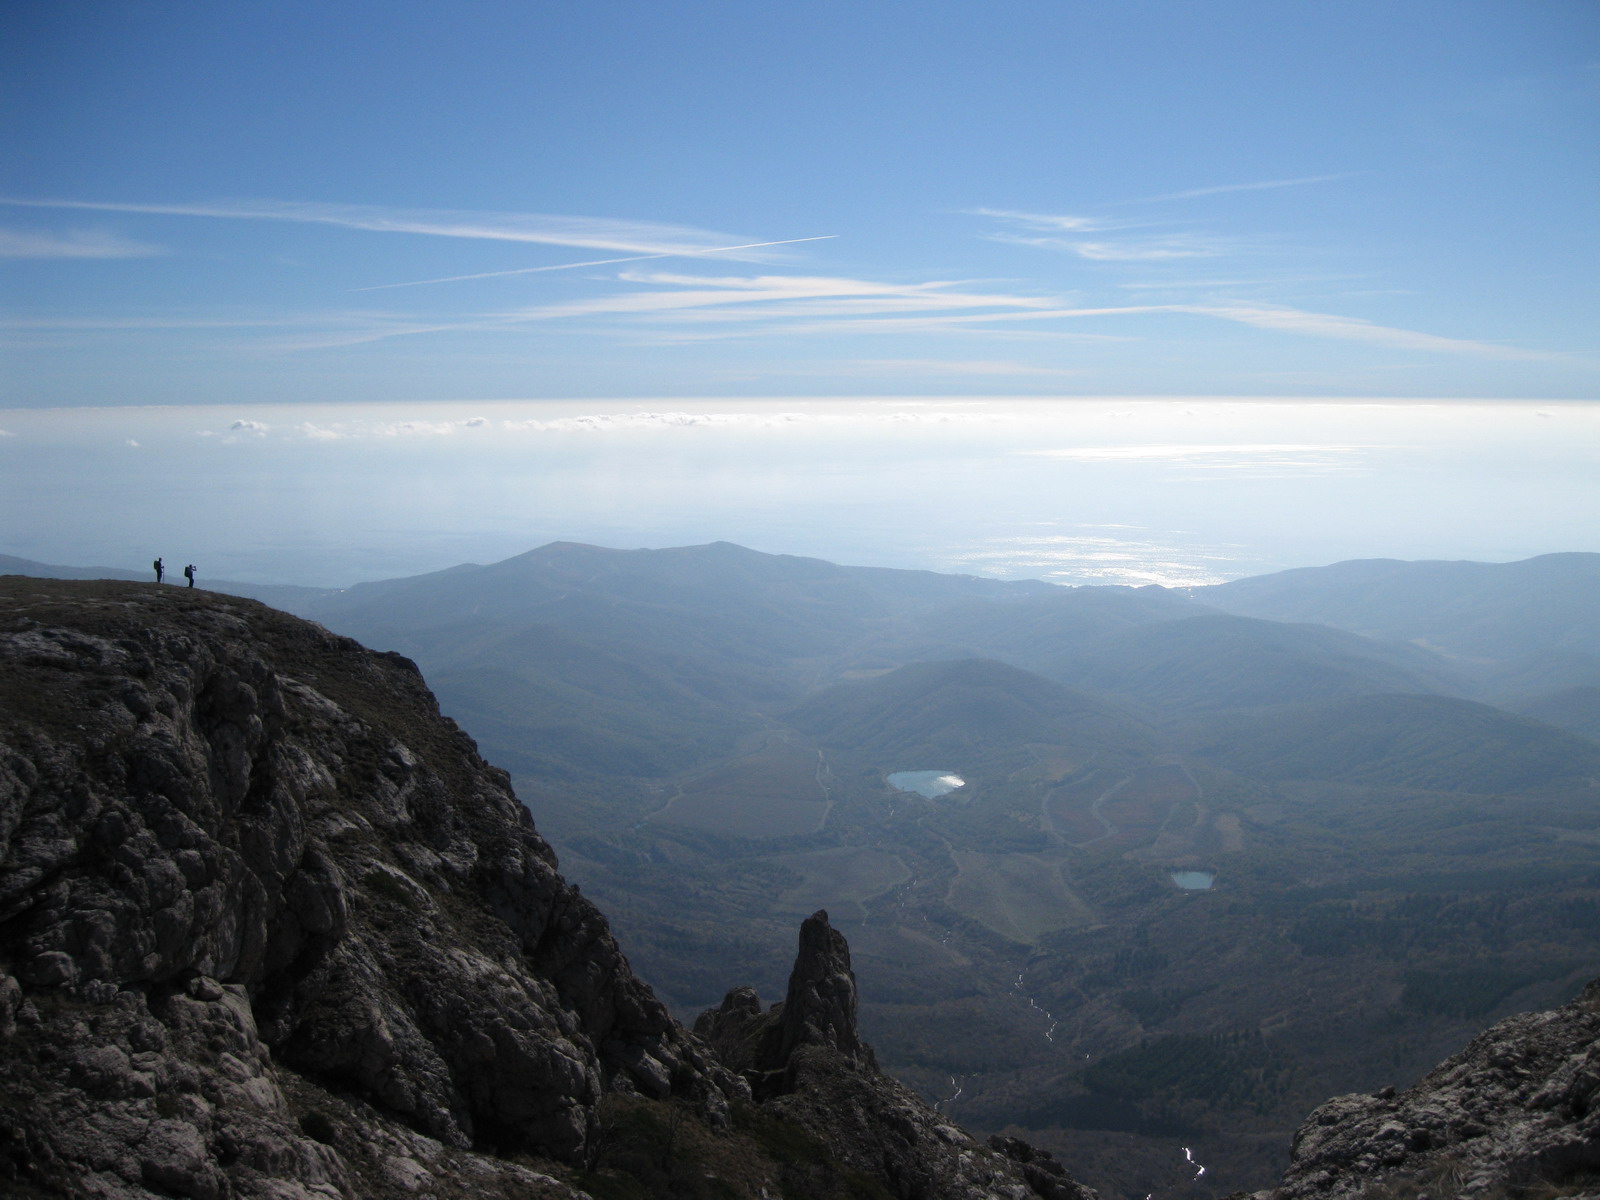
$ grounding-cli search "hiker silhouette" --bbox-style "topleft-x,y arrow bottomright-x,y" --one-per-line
184,564 -> 196,588
153,557 -> 164,583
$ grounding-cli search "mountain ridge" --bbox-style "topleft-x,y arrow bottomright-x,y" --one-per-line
1200,552 -> 1600,665
0,578 -> 1087,1200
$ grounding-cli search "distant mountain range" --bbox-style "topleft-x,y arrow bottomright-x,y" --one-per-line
13,542 -> 1595,684
11,537 -> 1596,819
1182,692 -> 1600,792
1199,552 -> 1600,664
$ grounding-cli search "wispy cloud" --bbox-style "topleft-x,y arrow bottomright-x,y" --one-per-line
10,245 -> 1556,366
612,271 -> 1056,315
1192,304 -> 1559,361
963,184 -> 1570,363
522,275 -> 1556,362
664,290 -> 1559,361
268,272 -> 1067,349
352,236 -> 837,291
1117,275 -> 1359,291
0,227 -> 163,259
1132,173 -> 1358,203
1065,239 -> 1222,261
967,208 -> 1115,232
828,358 -> 1081,377
0,314 -> 367,330
0,310 -> 452,356
0,196 -> 785,258
976,210 -> 1225,261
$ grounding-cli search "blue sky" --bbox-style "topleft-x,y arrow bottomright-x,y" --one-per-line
4,0 -> 1596,403
1,2 -> 1597,585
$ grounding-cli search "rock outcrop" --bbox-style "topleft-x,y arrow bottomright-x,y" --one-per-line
694,909 -> 874,1095
696,910 -> 1098,1200
1237,978 -> 1600,1200
0,579 -> 1082,1199
0,578 -> 740,1197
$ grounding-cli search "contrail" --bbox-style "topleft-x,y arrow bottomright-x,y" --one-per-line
352,235 -> 838,291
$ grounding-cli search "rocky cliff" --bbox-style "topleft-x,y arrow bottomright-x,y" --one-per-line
1236,979 -> 1600,1200
696,910 -> 1095,1200
0,578 -> 1088,1200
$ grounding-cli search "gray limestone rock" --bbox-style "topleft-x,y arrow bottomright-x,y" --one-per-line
1236,977 -> 1600,1200
0,580 -> 729,1198
696,910 -> 1099,1200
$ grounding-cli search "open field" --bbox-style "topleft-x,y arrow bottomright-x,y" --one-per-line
768,846 -> 914,918
1100,765 -> 1201,846
1044,773 -> 1119,844
650,735 -> 832,836
1010,744 -> 1085,786
946,851 -> 1097,943
1045,764 -> 1205,851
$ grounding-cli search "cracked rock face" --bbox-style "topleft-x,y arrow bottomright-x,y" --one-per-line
777,908 -> 873,1069
694,910 -> 875,1092
696,910 -> 1100,1200
0,579 -> 736,1198
1239,978 -> 1600,1200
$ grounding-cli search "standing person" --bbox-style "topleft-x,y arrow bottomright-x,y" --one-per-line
183,564 -> 196,588
153,557 -> 164,583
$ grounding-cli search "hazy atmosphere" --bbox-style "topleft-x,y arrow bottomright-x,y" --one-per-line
3,397 -> 1597,587
4,1 -> 1597,586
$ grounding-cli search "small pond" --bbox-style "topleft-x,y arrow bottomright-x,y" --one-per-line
1170,870 -> 1216,890
887,771 -> 966,799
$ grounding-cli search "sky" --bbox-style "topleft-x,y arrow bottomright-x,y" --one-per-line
2,1 -> 1597,586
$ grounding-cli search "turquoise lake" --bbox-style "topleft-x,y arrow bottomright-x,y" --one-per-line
887,771 -> 965,799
